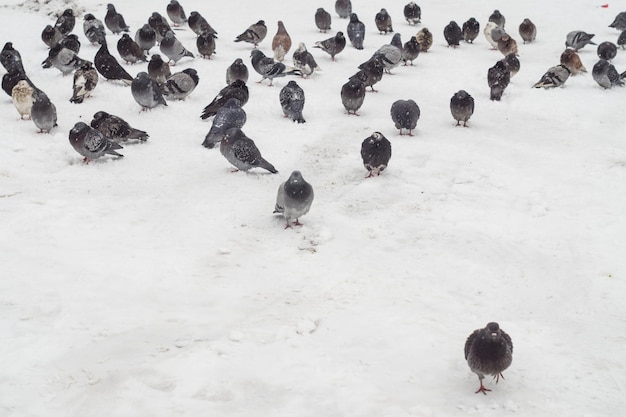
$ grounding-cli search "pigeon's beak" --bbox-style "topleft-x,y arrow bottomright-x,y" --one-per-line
490,332 -> 498,338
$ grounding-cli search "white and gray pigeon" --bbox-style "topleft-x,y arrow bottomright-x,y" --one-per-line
30,88 -> 57,133
226,58 -> 249,84
250,49 -> 300,86
166,0 -> 187,26
279,80 -> 306,123
162,68 -> 199,100
202,98 -> 247,148
465,322 -> 513,395
131,71 -> 167,110
450,90 -> 475,127
160,30 -> 194,64
69,121 -> 124,163
565,30 -> 596,51
360,132 -> 391,177
592,59 -> 625,89
274,170 -> 314,228
533,64 -> 570,88
220,128 -> 278,173
390,99 -> 420,135
104,3 -> 130,34
90,111 -> 149,142
70,61 -> 98,104
41,43 -> 90,75
292,43 -> 321,77
83,13 -> 106,45
483,21 -> 502,49
347,13 -> 365,50
374,33 -> 403,73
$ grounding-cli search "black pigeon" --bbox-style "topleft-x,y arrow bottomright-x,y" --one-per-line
444,21 -> 462,47
41,25 -> 63,48
292,43 -> 320,77
402,36 -> 420,65
450,90 -> 474,127
462,18 -> 480,43
188,11 -> 217,37
565,31 -> 596,51
94,39 -> 133,84
355,55 -> 385,91
220,128 -> 278,173
404,2 -> 421,25
597,41 -> 617,60
234,20 -> 267,47
160,30 -> 194,64
518,18 -> 536,44
105,4 -> 130,34
2,69 -> 29,97
314,31 -> 346,61
274,171 -> 314,228
250,49 -> 300,86
202,98 -> 247,148
487,60 -> 510,100
375,8 -> 393,34
69,121 -> 124,162
162,68 -> 199,100
30,88 -> 57,133
70,61 -> 98,103
55,9 -> 75,35
500,53 -> 520,78
197,31 -> 217,59
340,72 -> 366,115
59,34 -> 81,54
135,24 -> 156,53
91,111 -> 149,142
200,79 -> 249,119
1,42 -> 23,73
117,34 -> 147,64
148,54 -> 171,85
166,0 -> 187,26
619,30 -> 626,49
41,43 -> 89,75
488,9 -> 505,28
390,99 -> 420,135
315,8 -> 332,32
361,132 -> 391,177
148,12 -> 172,43
131,71 -> 167,110
347,13 -> 365,49
335,0 -> 352,19
279,80 -> 306,123
609,11 -> 626,31
533,64 -> 570,88
465,322 -> 513,395
83,13 -> 106,45
592,59 -> 624,89
226,58 -> 249,84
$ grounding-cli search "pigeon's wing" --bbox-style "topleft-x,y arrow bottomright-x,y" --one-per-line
464,329 -> 479,360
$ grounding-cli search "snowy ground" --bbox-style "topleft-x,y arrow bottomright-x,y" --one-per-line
1,0 -> 626,416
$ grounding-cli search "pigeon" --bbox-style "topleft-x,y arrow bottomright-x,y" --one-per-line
104,4 -> 130,34
374,33 -> 403,73
90,111 -> 149,142
462,18 -> 480,43
117,34 -> 147,64
450,90 -> 474,127
1,42 -> 23,73
488,9 -> 505,29
500,53 -> 520,78
250,49 -> 300,86
487,60 -> 510,100
162,68 -> 199,100
54,9 -> 75,35
592,59 -> 624,89
560,49 -> 586,75
518,18 -> 536,44
314,31 -> 346,61
131,71 -> 167,110
226,58 -> 249,84
94,40 -> 133,84
11,79 -> 34,120
200,79 -> 249,119
444,21 -> 462,47
497,34 -> 518,56
404,2 -> 421,25
30,88 -> 57,133
360,132 -> 391,177
618,30 -> 626,49
335,0 -> 352,19
609,11 -> 626,31
70,61 -> 98,103
83,13 -> 106,45
41,44 -> 89,75
274,171 -> 314,228
41,25 -> 63,48
2,69 -> 29,97
292,43 -> 321,77
148,54 -> 171,84
148,12 -> 171,43
484,21 -> 505,50
197,31 -> 217,58
220,128 -> 278,173
135,24 -> 156,53
202,98 -> 246,148
347,13 -> 366,50
565,31 -> 596,51
354,55 -> 385,91
341,72 -> 366,115
166,0 -> 187,26
69,121 -> 124,162
375,8 -> 394,34
315,8 -> 332,32
465,322 -> 513,395
390,99 -> 420,135
533,64 -> 570,88
597,41 -> 617,60
58,34 -> 81,54
188,11 -> 217,37
279,80 -> 306,123
160,30 -> 194,64
415,27 -> 433,52
272,21 -> 292,62
235,20 -> 267,47
402,36 -> 420,65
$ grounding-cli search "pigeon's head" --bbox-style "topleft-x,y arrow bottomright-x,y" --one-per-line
92,111 -> 109,123
84,13 -> 95,21
296,42 -> 306,53
349,13 -> 359,23
288,170 -> 304,184
485,322 -> 502,339
70,121 -> 90,137
164,30 -> 175,40
250,49 -> 264,59
62,8 -> 74,17
150,54 -> 164,63
336,31 -> 345,40
454,90 -> 469,100
106,4 -> 115,11
223,127 -> 243,144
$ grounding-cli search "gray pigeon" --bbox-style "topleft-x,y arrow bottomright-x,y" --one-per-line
347,13 -> 365,49
234,20 -> 267,47
404,2 -> 421,25
315,8 -> 331,32
135,24 -> 156,53
70,61 -> 98,103
202,98 -> 246,148
597,41 -> 617,60
533,64 -> 570,88
11,79 -> 34,120
609,11 -> 626,31
90,111 -> 149,142
444,21 -> 463,47
148,54 -> 171,85
200,79 -> 249,119
188,11 -> 217,37
148,12 -> 171,43
162,68 -> 199,100
41,25 -> 63,48
375,8 -> 393,34
94,39 -> 133,84
360,132 -> 391,177
1,42 -> 24,73
335,0 -> 352,19
41,43 -> 89,75
341,72 -> 366,115
488,9 -> 505,29
518,18 -> 536,44
58,34 -> 81,54
197,32 -> 217,59
450,90 -> 474,127
226,58 -> 249,84
117,34 -> 147,64
219,128 -> 278,173
131,71 -> 167,110
501,52 -> 520,78
279,80 -> 306,123
160,30 -> 194,64
30,88 -> 57,133
274,171 -> 314,228
592,59 -> 624,89
166,0 -> 187,26
487,60 -> 510,100
565,30 -> 596,51
465,322 -> 513,395
483,21 -> 502,49
314,31 -> 346,61
462,18 -> 480,43
104,4 -> 130,34
54,9 -> 75,35
69,121 -> 123,162
3,68 -> 29,97
390,99 -> 420,135
374,33 -> 403,73
83,13 -> 106,45
250,49 -> 300,86
353,55 -> 385,91
619,30 -> 626,49
402,36 -> 420,65
292,43 -> 320,77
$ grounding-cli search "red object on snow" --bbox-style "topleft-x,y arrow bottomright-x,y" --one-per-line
601,4 -> 609,7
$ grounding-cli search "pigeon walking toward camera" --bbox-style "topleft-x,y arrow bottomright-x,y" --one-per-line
131,71 -> 167,110
592,59 -> 624,89
160,30 -> 194,64
202,98 -> 246,148
462,18 -> 480,43
335,0 -> 352,19
347,13 -> 366,49
450,89 -> 474,127
488,10 -> 505,29
497,34 -> 518,56
390,99 -> 420,135
235,20 -> 267,47
41,25 -> 63,48
315,8 -> 332,32
500,53 -> 520,78
402,36 -> 420,65
341,73 -> 366,115
30,88 -> 57,133
250,49 -> 300,86
416,27 -> 433,52
279,80 -> 306,123
70,61 -> 98,103
361,132 -> 391,177
565,31 -> 596,51
404,2 -> 421,25
375,8 -> 394,34
148,54 -> 171,84
560,49 -> 586,75
226,58 -> 249,84
117,34 -> 147,64
11,79 -> 34,120
197,31 -> 217,58
94,39 -> 133,84
188,11 -> 217,37
314,31 -> 346,61
597,42 -> 617,60
444,21 -> 462,47
69,121 -> 123,162
162,68 -> 199,100
1,42 -> 24,73
272,21 -> 292,62
518,18 -> 536,43
200,79 -> 249,119
54,9 -> 75,35
135,24 -> 156,53
488,60 -> 510,100
609,11 -> 626,31
166,0 -> 187,26
292,43 -> 321,77
465,322 -> 513,395
148,12 -> 171,43
42,44 -> 89,75
83,14 -> 106,45
105,3 -> 129,34
90,111 -> 149,142
220,128 -> 278,173
533,64 -> 570,88
274,171 -> 314,228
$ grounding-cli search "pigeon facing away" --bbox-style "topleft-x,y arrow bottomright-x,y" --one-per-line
166,0 -> 187,26
70,61 -> 98,103
565,31 -> 596,51
148,12 -> 171,43
30,88 -> 57,133
497,34 -> 518,56
341,73 -> 366,115
200,79 -> 249,119
250,49 -> 300,86
533,64 -> 571,88
347,13 -> 366,50
274,171 -> 314,228
41,44 -> 89,75
361,132 -> 391,177
487,60 -> 510,100
488,9 -> 505,29
188,11 -> 217,37
202,98 -> 246,148
117,34 -> 147,64
148,54 -> 171,85
135,24 -> 157,53
90,111 -> 149,142
83,14 -> 106,45
1,42 -> 24,73
160,30 -> 194,64
94,40 -> 133,84
390,99 -> 420,135
444,21 -> 462,47
560,49 -> 586,75
69,121 -> 124,162
402,36 -> 421,65
597,42 -> 617,60
375,8 -> 394,34
197,31 -> 217,59
131,71 -> 167,110
226,58 -> 249,84
416,27 -> 433,52
609,11 -> 626,31
404,2 -> 421,25
500,53 -> 520,78
235,20 -> 267,47
518,18 -> 536,44
41,25 -> 63,48
11,79 -> 34,120
220,128 -> 278,173
279,80 -> 306,123
335,0 -> 352,19
292,43 -> 321,77
315,8 -> 332,32
592,59 -> 625,89
54,9 -> 75,35
465,322 -> 513,395
462,18 -> 480,43
162,68 -> 199,100
314,31 -> 346,61
105,4 -> 130,34
450,90 -> 474,127
272,21 -> 292,62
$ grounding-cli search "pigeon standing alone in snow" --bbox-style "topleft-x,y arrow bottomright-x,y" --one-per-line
592,59 -> 624,89
69,121 -> 124,162
465,322 -> 513,395
131,71 -> 167,110
200,79 -> 249,119
404,2 -> 421,25
104,4 -> 130,34
220,128 -> 278,173
30,88 -> 57,133
160,30 -> 194,64
314,31 -> 346,61
117,34 -> 147,64
488,9 -> 505,29
226,58 -> 249,84
292,43 -> 321,77
279,80 -> 306,123
94,39 -> 133,84
341,73 -> 366,115
11,79 -> 34,120
91,111 -> 149,142
390,99 -> 420,136
166,0 -> 187,26
487,60 -> 510,100
162,68 -> 199,100
518,18 -> 537,44
415,27 -> 433,52
272,21 -> 292,62
148,54 -> 171,85
444,21 -> 462,47
402,36 -> 420,65
565,31 -> 596,51
202,98 -> 246,149
560,49 -> 587,75
70,61 -> 98,103
274,171 -> 314,228
234,20 -> 267,47
375,8 -> 394,34
135,24 -> 157,53
335,0 -> 352,19
533,64 -> 571,88
83,14 -> 106,45
197,32 -> 217,59
347,13 -> 366,50
597,42 -> 617,60
450,90 -> 474,127
360,132 -> 391,177
315,8 -> 331,32
462,18 -> 480,43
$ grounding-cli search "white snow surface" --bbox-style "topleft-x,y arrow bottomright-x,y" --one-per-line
1,0 -> 626,415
